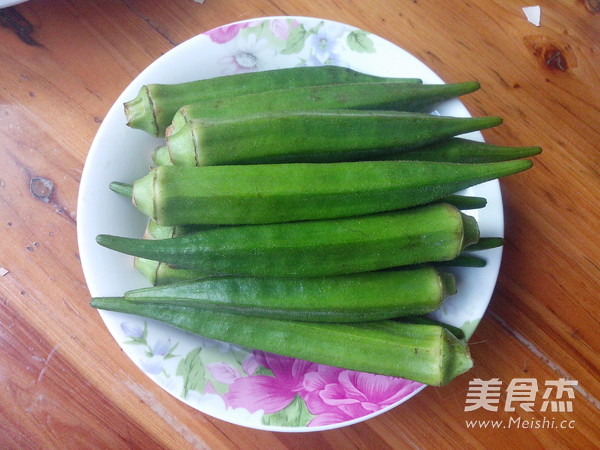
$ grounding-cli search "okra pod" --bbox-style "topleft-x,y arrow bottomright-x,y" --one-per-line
130,160 -> 532,225
165,110 -> 503,166
124,66 -> 422,137
96,203 -> 480,277
122,267 -> 456,322
135,254 -> 487,285
153,138 -> 541,167
165,81 -> 480,138
89,298 -> 473,385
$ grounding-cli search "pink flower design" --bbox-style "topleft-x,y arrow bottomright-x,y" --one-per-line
303,365 -> 423,426
205,23 -> 251,44
224,351 -> 317,414
207,362 -> 243,385
269,19 -> 293,40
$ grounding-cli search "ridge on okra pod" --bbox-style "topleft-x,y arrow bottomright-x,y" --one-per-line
124,65 -> 423,137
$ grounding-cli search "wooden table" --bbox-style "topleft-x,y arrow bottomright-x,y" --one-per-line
1,0 -> 598,447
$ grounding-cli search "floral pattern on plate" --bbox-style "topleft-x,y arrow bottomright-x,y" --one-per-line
120,319 -> 423,428
203,18 -> 377,73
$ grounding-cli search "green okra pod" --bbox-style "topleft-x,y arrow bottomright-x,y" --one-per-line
153,137 -> 541,167
135,254 -> 486,285
165,81 -> 480,139
165,110 -> 503,166
96,203 -> 480,277
90,298 -> 473,386
124,66 -> 422,137
122,267 -> 456,322
129,159 -> 531,225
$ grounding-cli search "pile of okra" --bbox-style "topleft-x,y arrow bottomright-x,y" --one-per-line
92,66 -> 540,386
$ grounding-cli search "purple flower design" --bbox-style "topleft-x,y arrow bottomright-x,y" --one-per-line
121,321 -> 144,339
303,366 -> 423,426
151,339 -> 172,356
308,25 -> 344,65
141,356 -> 164,375
205,23 -> 251,44
224,351 -> 317,414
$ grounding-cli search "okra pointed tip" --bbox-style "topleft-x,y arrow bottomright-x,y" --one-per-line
465,237 -> 505,252
481,115 -> 503,129
90,296 -> 133,311
96,233 -> 128,251
455,80 -> 480,95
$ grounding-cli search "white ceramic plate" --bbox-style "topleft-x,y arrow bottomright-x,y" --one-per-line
77,16 -> 503,432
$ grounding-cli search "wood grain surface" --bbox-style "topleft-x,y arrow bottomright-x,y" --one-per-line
0,0 -> 598,448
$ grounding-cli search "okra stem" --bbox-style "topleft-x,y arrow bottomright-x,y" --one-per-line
461,214 -> 480,248
109,181 -> 133,198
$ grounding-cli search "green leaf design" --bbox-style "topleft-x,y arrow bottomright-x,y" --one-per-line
262,395 -> 315,427
164,341 -> 180,360
347,30 -> 375,53
123,337 -> 147,345
280,24 -> 308,55
254,365 -> 274,377
176,347 -> 206,398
